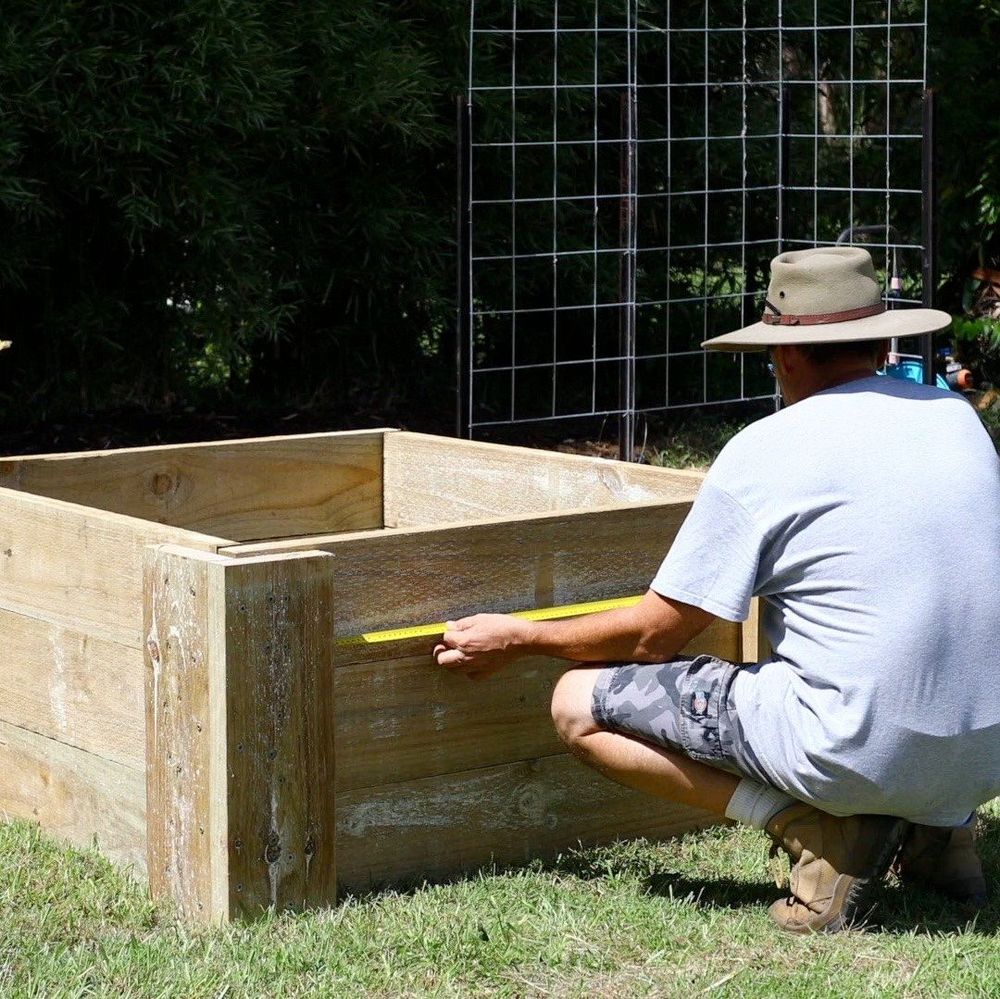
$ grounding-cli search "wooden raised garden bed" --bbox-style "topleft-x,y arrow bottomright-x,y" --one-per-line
0,430 -> 757,922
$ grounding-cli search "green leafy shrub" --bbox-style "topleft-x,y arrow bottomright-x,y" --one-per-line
0,2 -> 465,419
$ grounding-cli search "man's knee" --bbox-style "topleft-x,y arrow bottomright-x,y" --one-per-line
551,667 -> 603,748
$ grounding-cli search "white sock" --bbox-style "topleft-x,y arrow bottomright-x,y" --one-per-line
725,778 -> 797,830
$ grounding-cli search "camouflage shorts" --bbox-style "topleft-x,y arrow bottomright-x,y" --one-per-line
591,655 -> 767,780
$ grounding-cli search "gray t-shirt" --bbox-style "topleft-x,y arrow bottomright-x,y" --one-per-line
651,375 -> 1000,825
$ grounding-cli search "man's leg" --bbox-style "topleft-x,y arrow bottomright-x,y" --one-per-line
553,663 -> 909,934
550,666 -> 784,819
551,665 -> 738,814
895,817 -> 987,908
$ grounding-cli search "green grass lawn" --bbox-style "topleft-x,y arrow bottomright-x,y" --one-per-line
2,799 -> 996,998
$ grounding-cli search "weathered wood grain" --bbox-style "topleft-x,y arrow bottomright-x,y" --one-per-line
144,547 -> 228,921
0,608 -> 144,769
0,429 -> 727,922
384,432 -> 704,527
0,487 -> 224,646
334,614 -> 742,792
334,654 -> 564,793
327,503 -> 691,639
0,719 -> 147,875
0,430 -> 386,542
221,502 -> 692,641
145,546 -> 336,922
223,550 -> 337,918
336,753 -> 714,894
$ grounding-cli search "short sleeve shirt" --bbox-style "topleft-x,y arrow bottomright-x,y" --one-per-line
650,376 -> 1000,825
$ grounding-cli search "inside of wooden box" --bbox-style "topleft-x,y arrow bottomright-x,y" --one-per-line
0,430 -> 388,543
0,429 -> 704,545
381,432 -> 703,528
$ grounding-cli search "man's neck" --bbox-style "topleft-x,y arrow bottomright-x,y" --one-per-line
806,366 -> 876,399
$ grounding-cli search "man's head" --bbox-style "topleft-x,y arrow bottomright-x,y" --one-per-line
768,338 -> 890,405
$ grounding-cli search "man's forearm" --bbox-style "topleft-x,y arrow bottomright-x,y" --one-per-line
434,590 -> 716,680
519,606 -> 664,663
519,591 -> 713,664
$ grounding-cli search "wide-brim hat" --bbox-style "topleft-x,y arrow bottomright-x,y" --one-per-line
702,246 -> 952,351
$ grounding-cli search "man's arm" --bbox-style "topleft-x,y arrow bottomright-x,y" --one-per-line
433,589 -> 715,681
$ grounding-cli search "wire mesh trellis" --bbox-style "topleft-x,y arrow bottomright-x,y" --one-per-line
458,1 -> 934,457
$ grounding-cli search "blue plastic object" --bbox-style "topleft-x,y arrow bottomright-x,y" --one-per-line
880,359 -> 950,391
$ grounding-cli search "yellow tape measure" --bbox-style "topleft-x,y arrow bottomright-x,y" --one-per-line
348,594 -> 643,645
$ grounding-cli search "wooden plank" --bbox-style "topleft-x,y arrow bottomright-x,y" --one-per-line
334,615 -> 741,793
219,502 -> 693,642
329,503 -> 691,640
336,753 -> 714,894
0,608 -> 144,769
144,547 -> 227,921
223,550 -> 337,918
0,430 -> 387,542
145,546 -> 336,922
0,719 -> 147,875
384,432 -> 704,527
335,653 -> 564,793
742,598 -> 764,663
221,524 -> 396,558
0,487 -> 224,646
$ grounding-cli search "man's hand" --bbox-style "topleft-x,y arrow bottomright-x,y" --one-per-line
433,613 -> 535,681
432,592 -> 714,682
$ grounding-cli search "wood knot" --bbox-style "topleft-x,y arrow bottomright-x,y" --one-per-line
265,834 -> 281,864
150,472 -> 174,497
144,466 -> 190,509
146,639 -> 161,664
515,784 -> 545,819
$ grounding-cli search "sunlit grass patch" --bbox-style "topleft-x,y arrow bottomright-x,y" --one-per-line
1,800 -> 996,997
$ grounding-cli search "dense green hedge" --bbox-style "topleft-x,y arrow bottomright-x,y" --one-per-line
0,1 -> 465,419
0,2 -> 995,422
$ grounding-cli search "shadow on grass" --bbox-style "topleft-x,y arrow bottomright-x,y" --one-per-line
344,811 -> 999,937
642,872 -> 778,911
633,872 -> 999,936
662,813 -> 998,936
877,810 -> 1000,937
535,811 -> 1000,936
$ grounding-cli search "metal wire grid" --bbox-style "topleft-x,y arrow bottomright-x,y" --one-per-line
459,2 -> 931,444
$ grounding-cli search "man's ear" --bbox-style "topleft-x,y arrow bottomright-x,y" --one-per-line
772,344 -> 800,375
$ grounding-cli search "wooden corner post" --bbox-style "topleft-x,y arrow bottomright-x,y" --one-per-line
143,545 -> 336,922
741,597 -> 771,664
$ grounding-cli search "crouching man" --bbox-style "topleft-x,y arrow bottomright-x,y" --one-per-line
434,247 -> 1000,933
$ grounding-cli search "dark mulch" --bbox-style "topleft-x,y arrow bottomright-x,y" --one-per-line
0,405 -> 619,458
0,406 -> 440,457
0,400 -> 772,460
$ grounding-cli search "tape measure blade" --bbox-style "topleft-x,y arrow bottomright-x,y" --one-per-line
358,621 -> 447,644
349,594 -> 643,645
513,595 -> 642,621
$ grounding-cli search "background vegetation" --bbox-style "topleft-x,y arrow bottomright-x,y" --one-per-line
0,1 -> 997,427
0,1 -> 466,422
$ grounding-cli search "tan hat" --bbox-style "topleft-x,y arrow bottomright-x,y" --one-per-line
702,246 -> 952,351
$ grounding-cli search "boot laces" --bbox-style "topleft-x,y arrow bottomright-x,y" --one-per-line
768,841 -> 790,890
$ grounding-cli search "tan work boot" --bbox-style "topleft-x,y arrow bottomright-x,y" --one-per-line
765,803 -> 909,934
894,820 -> 987,908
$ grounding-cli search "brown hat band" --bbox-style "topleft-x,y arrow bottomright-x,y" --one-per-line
762,301 -> 886,326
